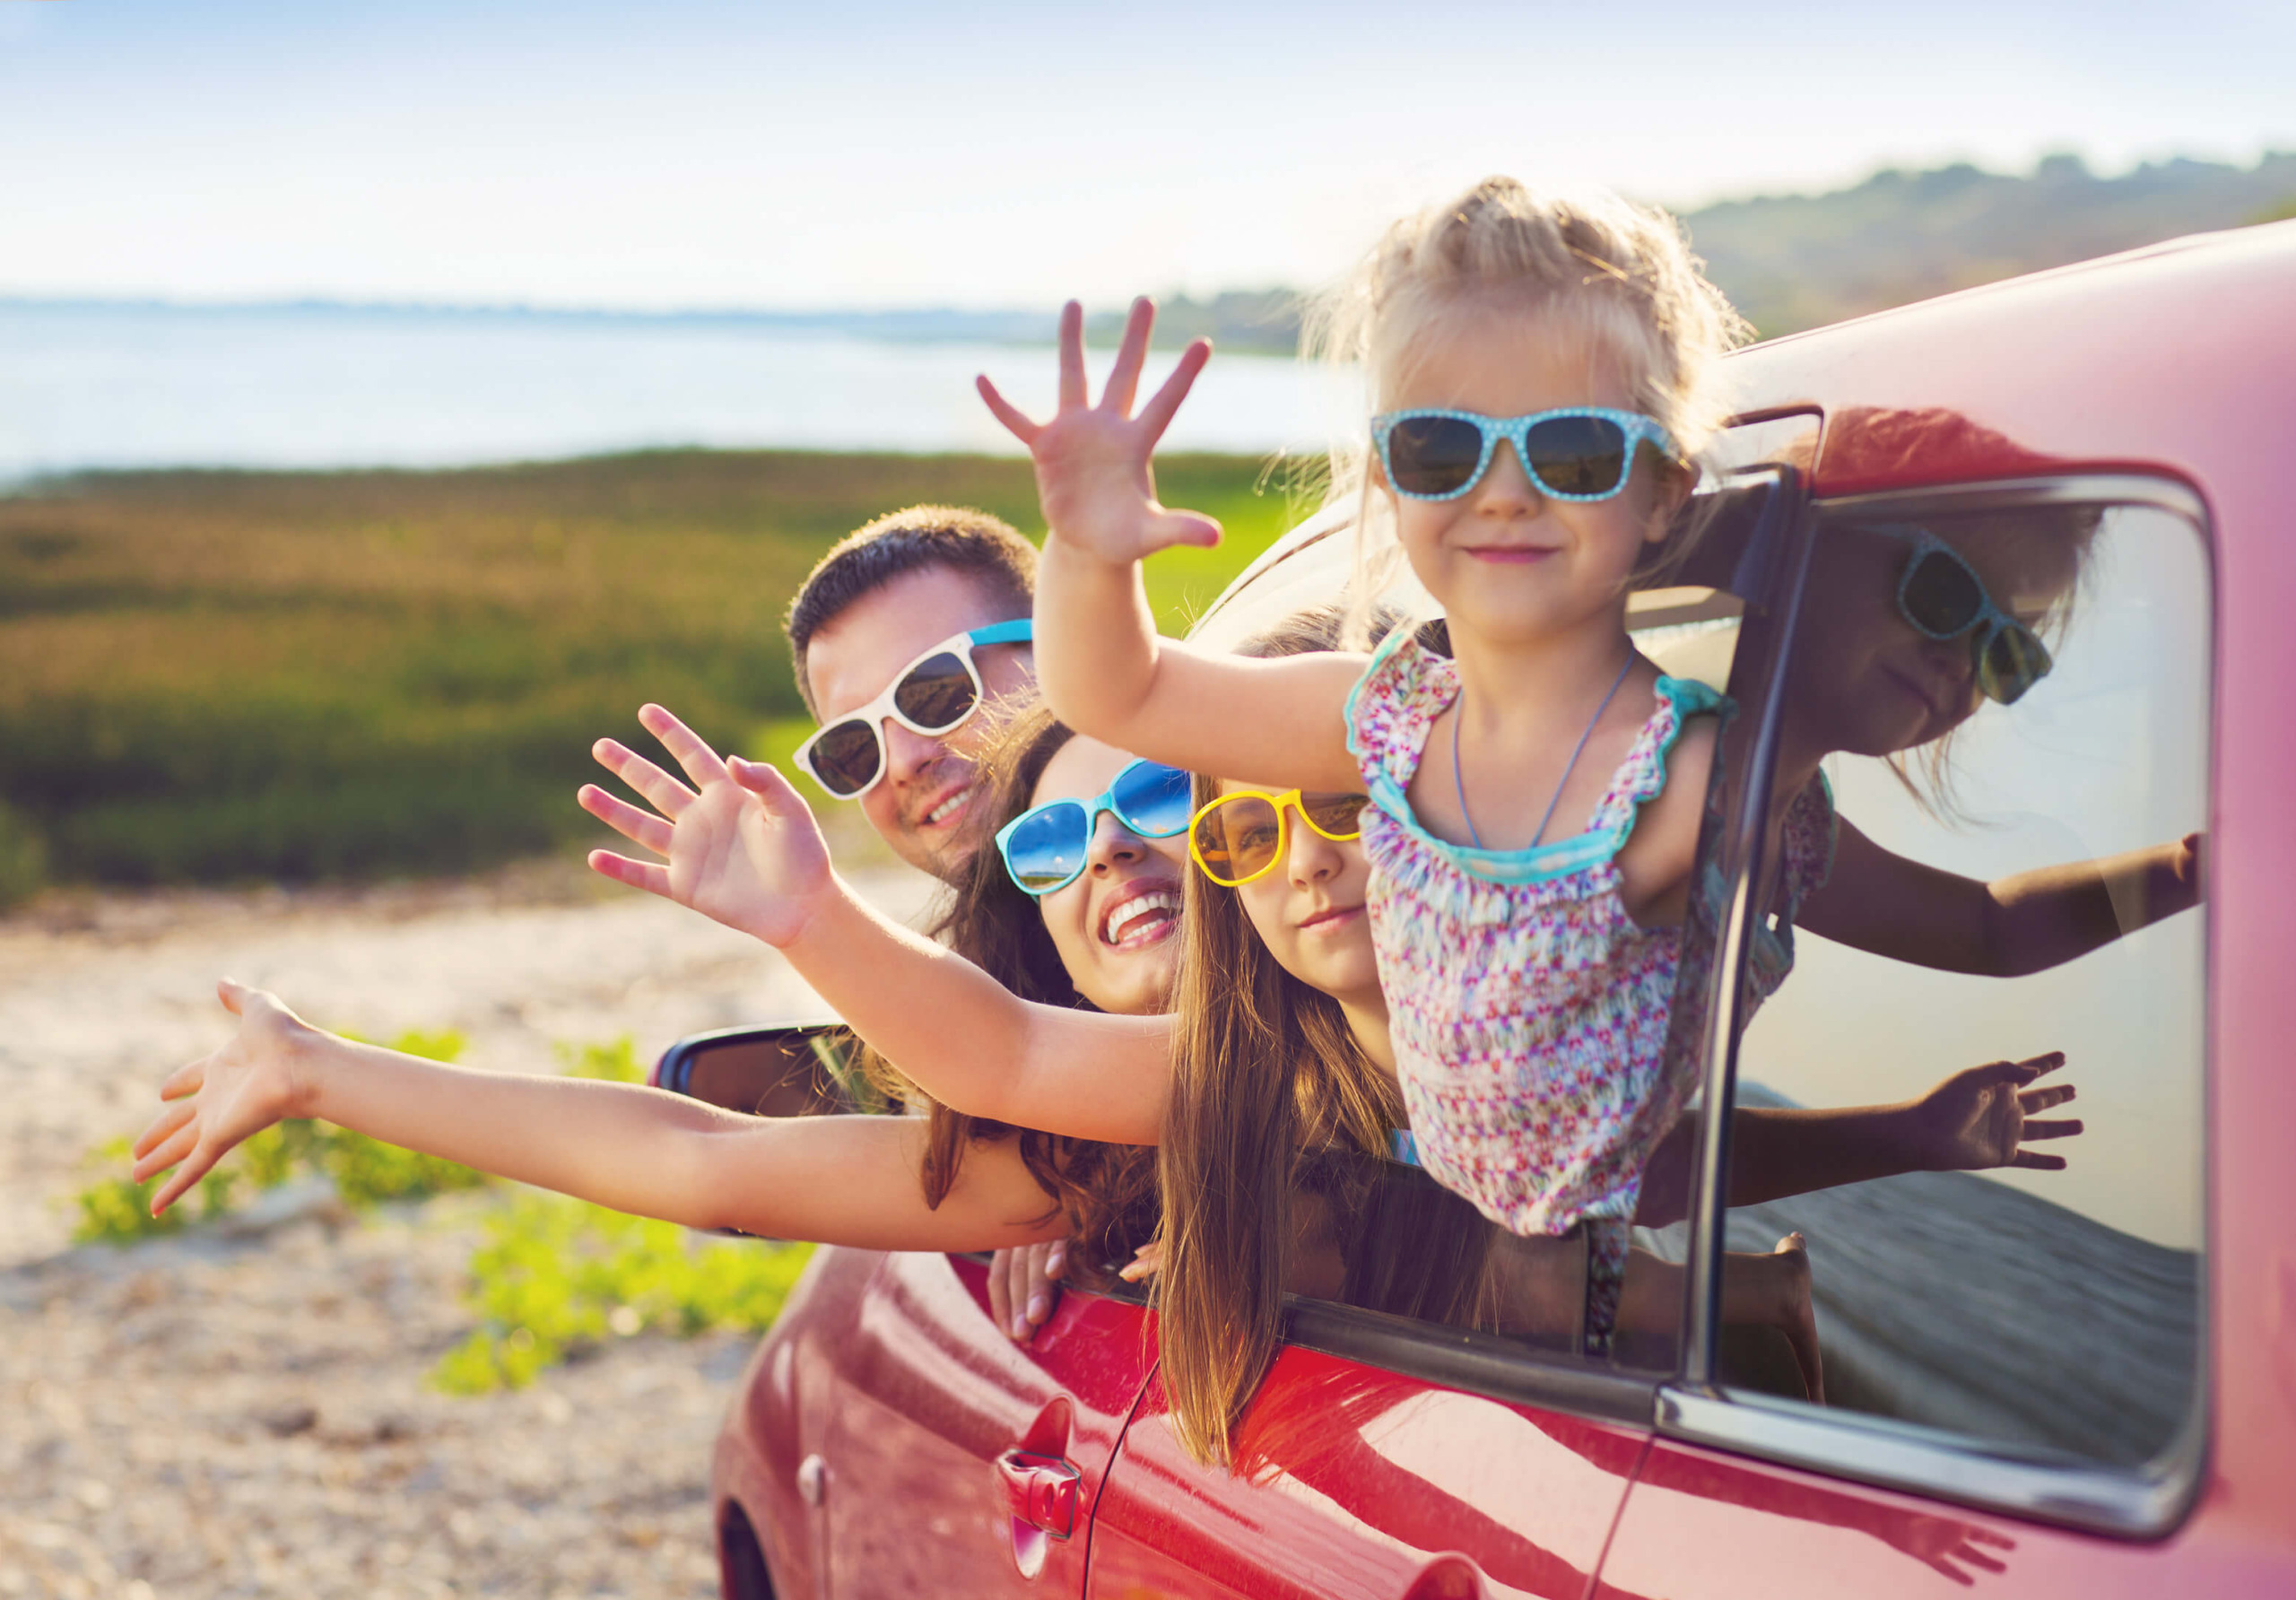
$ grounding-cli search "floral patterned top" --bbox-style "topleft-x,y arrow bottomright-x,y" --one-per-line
1345,630 -> 1834,1250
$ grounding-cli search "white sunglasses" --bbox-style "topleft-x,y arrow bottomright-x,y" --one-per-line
793,620 -> 1032,798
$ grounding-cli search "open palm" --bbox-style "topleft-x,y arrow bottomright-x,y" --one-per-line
978,298 -> 1223,564
130,979 -> 312,1216
1919,1052 -> 2083,1171
581,704 -> 832,949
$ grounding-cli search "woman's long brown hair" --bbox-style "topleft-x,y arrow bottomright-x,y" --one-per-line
853,700 -> 1156,1274
1152,604 -> 1494,1465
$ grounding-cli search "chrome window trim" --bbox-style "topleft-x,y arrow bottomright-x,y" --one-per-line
1669,471 -> 2214,1541
1656,1385 -> 2206,1539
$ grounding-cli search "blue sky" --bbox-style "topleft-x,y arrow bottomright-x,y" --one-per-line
3,0 -> 2290,309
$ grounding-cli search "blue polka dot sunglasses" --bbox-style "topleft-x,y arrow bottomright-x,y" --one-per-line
1370,407 -> 1680,502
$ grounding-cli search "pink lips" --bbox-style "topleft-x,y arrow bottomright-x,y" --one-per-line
1462,545 -> 1559,565
1298,904 -> 1365,934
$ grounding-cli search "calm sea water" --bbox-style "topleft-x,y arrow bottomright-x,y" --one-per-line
0,302 -> 1361,483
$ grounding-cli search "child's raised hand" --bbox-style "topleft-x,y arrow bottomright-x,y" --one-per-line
977,298 -> 1222,565
1911,1052 -> 2083,1171
131,979 -> 316,1216
582,704 -> 833,949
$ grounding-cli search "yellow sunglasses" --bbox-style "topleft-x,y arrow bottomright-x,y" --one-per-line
1188,788 -> 1370,887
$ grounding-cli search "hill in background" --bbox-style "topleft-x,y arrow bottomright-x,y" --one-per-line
1685,151 -> 2296,337
1099,151 -> 2296,349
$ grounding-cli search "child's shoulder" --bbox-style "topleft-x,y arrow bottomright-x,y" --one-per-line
1613,678 -> 1722,917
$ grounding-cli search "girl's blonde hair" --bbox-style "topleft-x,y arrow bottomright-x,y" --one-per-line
1301,176 -> 1752,641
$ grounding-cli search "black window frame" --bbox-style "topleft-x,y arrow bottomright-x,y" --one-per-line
1659,472 -> 2214,1541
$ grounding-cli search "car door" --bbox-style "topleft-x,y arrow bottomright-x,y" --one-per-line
1087,1319 -> 1653,1600
1596,474 -> 2222,1596
813,1248 -> 1157,1600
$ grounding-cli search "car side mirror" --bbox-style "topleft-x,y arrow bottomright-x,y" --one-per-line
650,1021 -> 883,1118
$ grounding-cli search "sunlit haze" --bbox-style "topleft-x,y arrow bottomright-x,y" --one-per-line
3,0 -> 2289,310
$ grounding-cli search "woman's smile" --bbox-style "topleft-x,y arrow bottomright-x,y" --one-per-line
1100,878 -> 1182,949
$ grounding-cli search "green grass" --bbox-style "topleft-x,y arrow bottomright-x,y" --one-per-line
0,448 -> 1310,898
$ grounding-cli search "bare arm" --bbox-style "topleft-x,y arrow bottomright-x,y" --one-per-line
582,703 -> 1170,1145
132,982 -> 1074,1251
1799,818 -> 2202,977
1632,1054 -> 2082,1228
980,299 -> 1362,793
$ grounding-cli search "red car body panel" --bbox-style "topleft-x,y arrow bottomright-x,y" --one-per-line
711,221 -> 2296,1597
1085,1352 -> 1646,1600
724,1248 -> 1157,1600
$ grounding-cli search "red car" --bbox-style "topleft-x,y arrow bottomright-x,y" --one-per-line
665,220 -> 2296,1598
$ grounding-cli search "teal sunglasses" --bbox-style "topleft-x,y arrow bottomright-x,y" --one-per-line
995,758 -> 1194,896
1852,522 -> 2054,706
1371,406 -> 1678,502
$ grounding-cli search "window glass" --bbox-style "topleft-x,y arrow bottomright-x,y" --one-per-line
1709,496 -> 2208,1468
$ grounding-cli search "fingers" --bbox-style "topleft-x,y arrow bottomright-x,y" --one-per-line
593,738 -> 697,821
1965,1526 -> 2016,1551
132,1121 -> 200,1185
1135,336 -> 1211,442
1057,300 -> 1087,411
1921,1555 -> 1977,1588
158,1057 -> 205,1102
577,784 -> 674,857
2009,1149 -> 2069,1170
131,1099 -> 195,1161
727,755 -> 807,820
1954,1543 -> 2009,1575
1102,297 -> 1154,416
1118,1237 -> 1166,1283
1960,1056 -> 2044,1090
2018,1050 -> 2067,1083
587,849 -> 673,900
149,1144 -> 219,1217
2019,1117 -> 2084,1141
218,977 -> 248,1015
1044,1239 -> 1067,1283
2017,1083 -> 2076,1113
636,704 -> 731,789
987,1248 -> 1017,1338
975,373 -> 1042,446
1143,509 -> 1224,554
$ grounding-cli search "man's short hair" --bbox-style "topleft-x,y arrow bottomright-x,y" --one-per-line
784,505 -> 1038,716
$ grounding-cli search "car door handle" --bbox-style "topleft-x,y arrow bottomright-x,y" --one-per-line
994,1448 -> 1081,1539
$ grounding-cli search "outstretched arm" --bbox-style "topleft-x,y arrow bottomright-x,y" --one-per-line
1799,819 -> 2202,977
131,982 -> 1072,1250
978,298 -> 1362,794
1632,1053 -> 2083,1228
581,704 -> 1170,1145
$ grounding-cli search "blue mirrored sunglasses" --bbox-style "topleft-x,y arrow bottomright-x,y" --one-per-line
1370,406 -> 1678,502
994,759 -> 1194,897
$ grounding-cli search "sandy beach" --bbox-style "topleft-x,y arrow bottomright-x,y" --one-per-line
0,861 -> 933,1599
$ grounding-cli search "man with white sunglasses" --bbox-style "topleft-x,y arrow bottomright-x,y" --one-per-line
785,505 -> 1039,880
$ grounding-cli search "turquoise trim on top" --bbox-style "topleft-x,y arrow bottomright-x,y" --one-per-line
1388,1127 -> 1422,1168
1346,632 -> 1726,888
967,618 -> 1033,647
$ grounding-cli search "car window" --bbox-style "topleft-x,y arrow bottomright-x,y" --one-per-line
1677,486 -> 2209,1495
1265,491 -> 1765,1380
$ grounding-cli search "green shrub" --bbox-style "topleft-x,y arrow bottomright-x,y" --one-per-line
431,1194 -> 813,1394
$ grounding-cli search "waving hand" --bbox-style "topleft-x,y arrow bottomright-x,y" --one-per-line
978,298 -> 1222,564
581,704 -> 832,949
